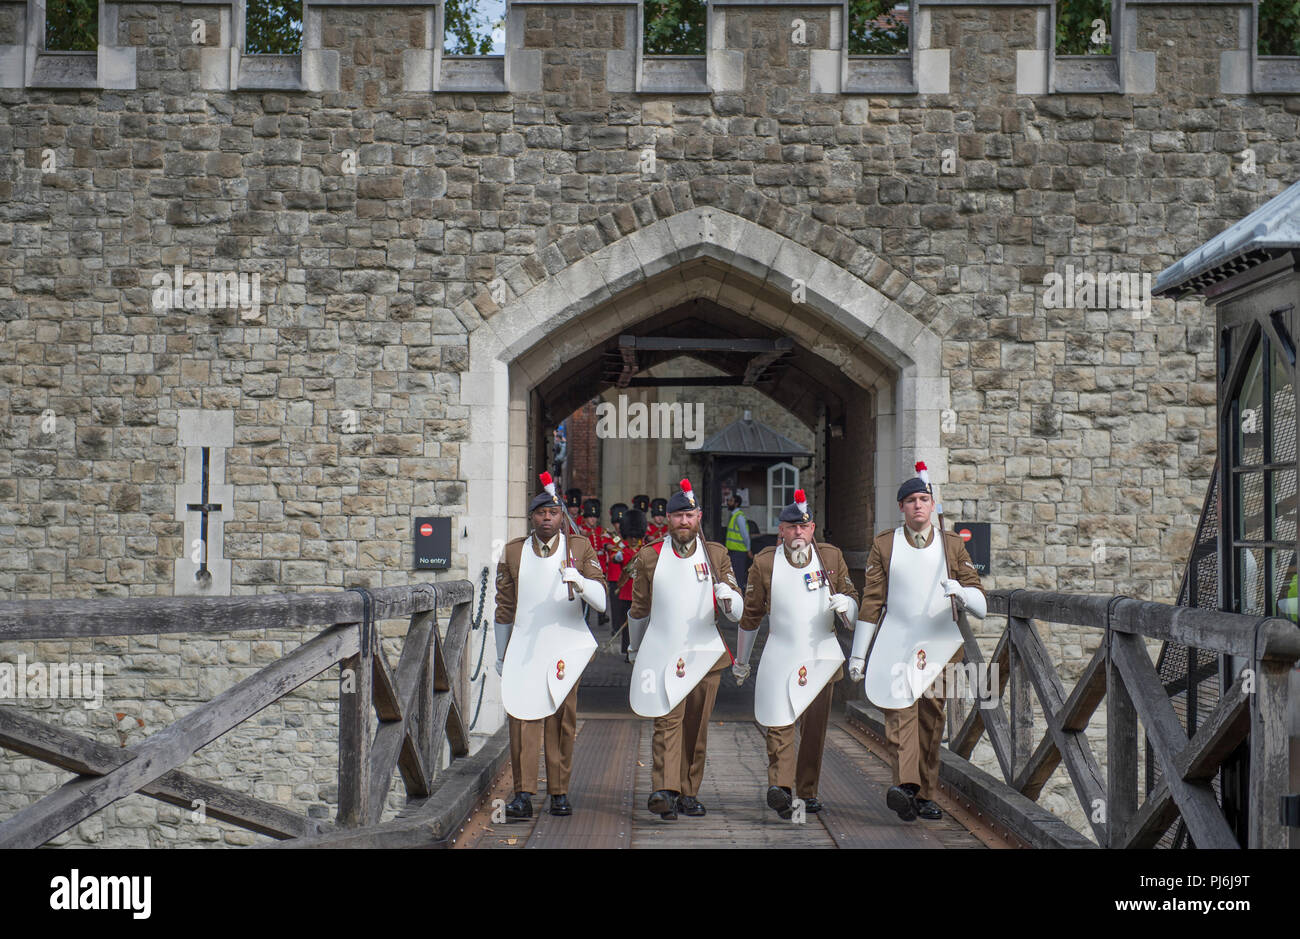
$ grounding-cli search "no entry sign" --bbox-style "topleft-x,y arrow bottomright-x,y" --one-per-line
952,522 -> 990,574
414,517 -> 451,570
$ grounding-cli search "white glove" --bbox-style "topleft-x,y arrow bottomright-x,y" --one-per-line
940,579 -> 986,618
732,663 -> 751,685
828,593 -> 853,615
848,657 -> 865,682
561,567 -> 609,612
713,582 -> 743,621
614,550 -> 624,563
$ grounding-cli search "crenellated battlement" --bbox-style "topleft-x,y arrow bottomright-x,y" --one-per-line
0,0 -> 1297,96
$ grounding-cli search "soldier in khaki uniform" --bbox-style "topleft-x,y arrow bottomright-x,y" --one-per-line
494,486 -> 607,819
733,490 -> 858,818
848,477 -> 986,821
628,480 -> 744,820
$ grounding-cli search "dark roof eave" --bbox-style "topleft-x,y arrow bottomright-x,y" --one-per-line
1154,247 -> 1290,300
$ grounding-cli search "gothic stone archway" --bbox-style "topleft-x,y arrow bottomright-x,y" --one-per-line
456,200 -> 950,732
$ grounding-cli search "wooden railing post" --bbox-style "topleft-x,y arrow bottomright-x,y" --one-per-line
1008,622 -> 1034,781
457,602 -> 471,728
337,622 -> 373,828
1106,638 -> 1138,848
1249,655 -> 1294,848
422,608 -> 439,777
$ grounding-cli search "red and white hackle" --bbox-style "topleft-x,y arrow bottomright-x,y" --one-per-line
915,461 -> 941,515
793,488 -> 808,516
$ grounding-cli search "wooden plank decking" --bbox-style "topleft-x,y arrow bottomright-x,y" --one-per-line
453,712 -> 988,849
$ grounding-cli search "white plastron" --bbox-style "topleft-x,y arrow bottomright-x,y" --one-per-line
863,527 -> 965,709
501,533 -> 598,721
753,547 -> 845,727
628,538 -> 725,718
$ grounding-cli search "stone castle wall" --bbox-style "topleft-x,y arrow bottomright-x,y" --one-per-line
1,0 -> 1291,844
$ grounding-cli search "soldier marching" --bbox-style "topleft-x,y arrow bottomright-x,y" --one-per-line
491,464 -> 986,826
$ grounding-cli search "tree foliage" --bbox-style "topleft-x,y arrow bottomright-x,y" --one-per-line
45,0 -> 97,52
444,0 -> 503,55
848,0 -> 909,56
1055,0 -> 1112,55
644,0 -> 706,56
1259,0 -> 1300,56
245,0 -> 303,55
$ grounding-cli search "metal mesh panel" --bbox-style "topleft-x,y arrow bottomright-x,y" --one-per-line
1154,464 -> 1224,848
1272,339 -> 1296,464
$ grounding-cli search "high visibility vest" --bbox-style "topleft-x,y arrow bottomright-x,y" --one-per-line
725,509 -> 748,551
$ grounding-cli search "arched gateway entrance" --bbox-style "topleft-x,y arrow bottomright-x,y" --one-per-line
457,207 -> 950,729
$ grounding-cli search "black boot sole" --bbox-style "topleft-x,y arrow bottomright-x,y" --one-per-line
886,787 -> 917,822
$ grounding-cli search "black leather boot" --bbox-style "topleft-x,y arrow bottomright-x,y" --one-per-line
505,791 -> 533,820
886,784 -> 918,822
647,789 -> 678,819
549,793 -> 572,816
915,797 -> 942,820
802,795 -> 824,814
766,785 -> 793,820
677,795 -> 706,817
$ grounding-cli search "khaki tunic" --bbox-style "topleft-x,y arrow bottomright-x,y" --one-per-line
739,542 -> 859,795
629,537 -> 737,796
861,525 -> 985,800
493,531 -> 605,795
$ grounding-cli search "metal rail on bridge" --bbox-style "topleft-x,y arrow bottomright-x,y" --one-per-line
945,588 -> 1300,849
0,582 -> 476,848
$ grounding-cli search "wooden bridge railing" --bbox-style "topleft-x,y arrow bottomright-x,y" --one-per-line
0,581 -> 475,848
945,589 -> 1300,849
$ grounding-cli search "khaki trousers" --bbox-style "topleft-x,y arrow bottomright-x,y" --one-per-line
652,666 -> 723,797
508,681 -> 580,795
765,678 -> 834,797
882,651 -> 962,800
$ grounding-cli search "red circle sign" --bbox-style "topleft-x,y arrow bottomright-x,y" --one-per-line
420,523 -> 433,537
959,528 -> 972,541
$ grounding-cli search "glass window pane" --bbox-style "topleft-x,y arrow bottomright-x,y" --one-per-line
444,0 -> 506,55
46,0 -> 97,51
1235,341 -> 1264,466
1055,0 -> 1112,55
246,0 -> 303,54
1237,547 -> 1266,614
1270,339 -> 1296,464
1271,469 -> 1297,544
848,1 -> 910,55
1274,549 -> 1298,622
1236,472 -> 1265,541
1259,0 -> 1300,56
644,0 -> 706,55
